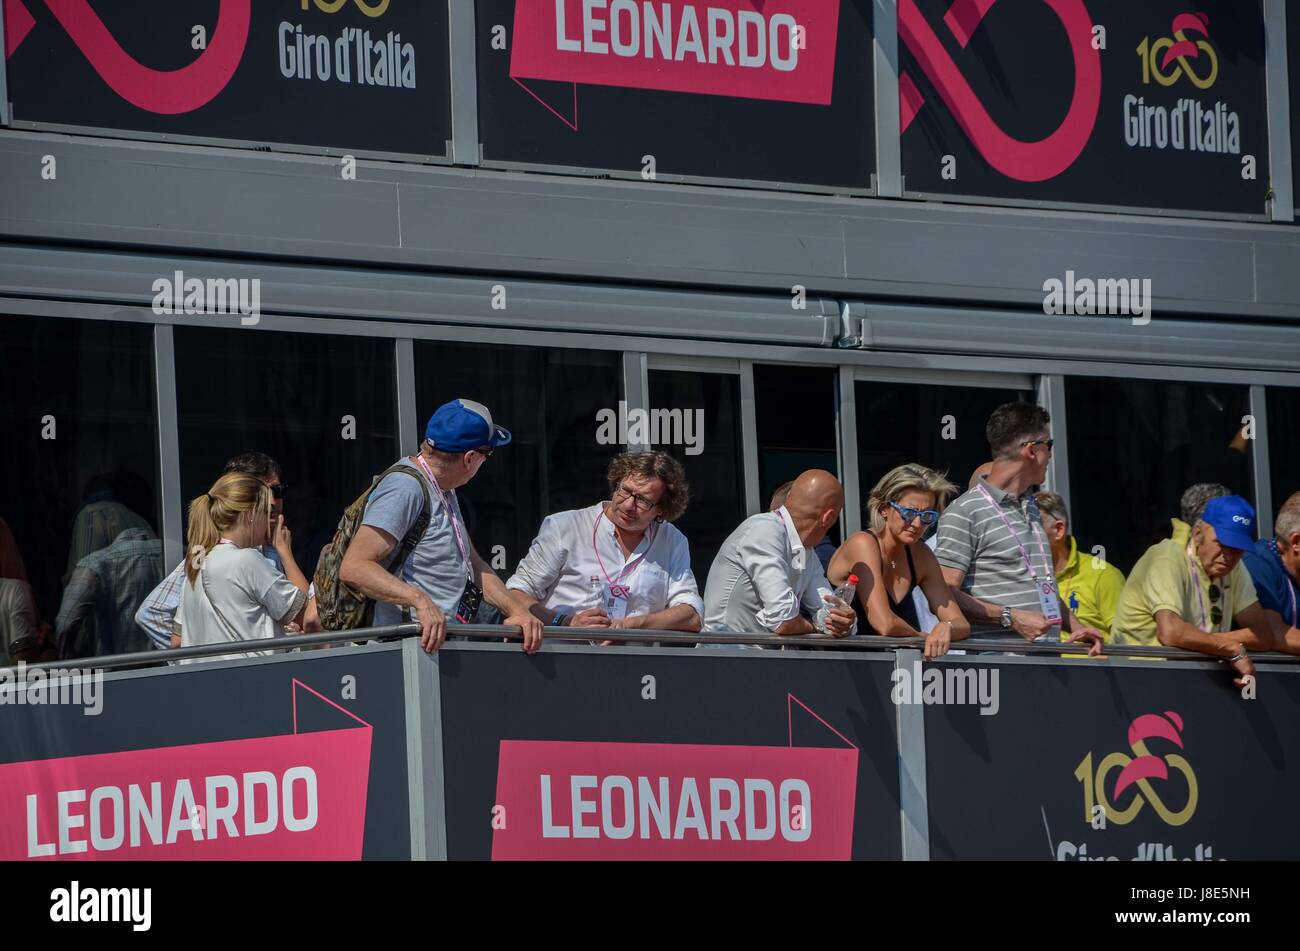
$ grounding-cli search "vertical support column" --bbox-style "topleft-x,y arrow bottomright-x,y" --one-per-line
153,324 -> 184,569
873,0 -> 902,197
1265,0 -> 1294,222
839,366 -> 862,537
622,351 -> 649,451
396,338 -> 419,456
1039,374 -> 1072,515
739,359 -> 761,515
403,637 -> 446,860
448,0 -> 482,165
894,648 -> 930,860
1250,385 -> 1274,535
0,7 -> 9,127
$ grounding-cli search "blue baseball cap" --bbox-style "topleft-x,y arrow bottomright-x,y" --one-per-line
424,399 -> 512,453
1200,495 -> 1256,551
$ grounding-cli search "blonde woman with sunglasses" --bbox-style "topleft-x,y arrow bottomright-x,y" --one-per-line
828,464 -> 969,659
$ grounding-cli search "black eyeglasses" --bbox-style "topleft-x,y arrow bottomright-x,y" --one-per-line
613,484 -> 660,512
1021,438 -> 1055,451
1209,583 -> 1223,626
889,501 -> 940,525
473,446 -> 494,460
269,483 -> 287,499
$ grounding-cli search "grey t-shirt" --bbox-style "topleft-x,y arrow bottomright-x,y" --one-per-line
934,477 -> 1058,636
361,460 -> 471,626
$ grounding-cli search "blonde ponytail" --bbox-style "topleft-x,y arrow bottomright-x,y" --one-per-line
184,473 -> 272,585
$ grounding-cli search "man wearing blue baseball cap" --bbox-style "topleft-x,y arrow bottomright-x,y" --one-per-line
341,399 -> 543,654
1112,495 -> 1300,683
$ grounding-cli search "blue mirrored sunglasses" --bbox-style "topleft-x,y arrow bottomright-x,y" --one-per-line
889,500 -> 940,525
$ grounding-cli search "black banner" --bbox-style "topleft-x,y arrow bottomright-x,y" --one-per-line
925,657 -> 1300,860
900,0 -> 1268,214
475,0 -> 875,191
437,645 -> 901,859
3,0 -> 449,156
0,647 -> 411,859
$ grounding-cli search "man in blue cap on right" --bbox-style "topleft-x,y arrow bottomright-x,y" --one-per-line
1111,495 -> 1300,684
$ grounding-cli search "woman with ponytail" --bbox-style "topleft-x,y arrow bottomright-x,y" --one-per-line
177,472 -> 309,661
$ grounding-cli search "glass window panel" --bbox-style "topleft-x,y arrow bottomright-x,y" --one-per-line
1066,378 -> 1253,574
413,341 -> 621,576
175,328 -> 398,576
0,316 -> 161,659
648,370 -> 745,580
753,364 -> 840,546
854,380 -> 1030,514
1267,387 -> 1300,523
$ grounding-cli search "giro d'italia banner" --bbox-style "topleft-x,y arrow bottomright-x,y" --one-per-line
0,648 -> 411,860
476,0 -> 875,190
899,0 -> 1269,214
1,0 -> 450,155
437,645 -> 901,860
925,658 -> 1300,860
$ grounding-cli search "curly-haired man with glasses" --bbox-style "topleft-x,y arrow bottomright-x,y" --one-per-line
506,451 -> 703,639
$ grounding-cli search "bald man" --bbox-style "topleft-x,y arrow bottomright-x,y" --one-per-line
704,470 -> 856,638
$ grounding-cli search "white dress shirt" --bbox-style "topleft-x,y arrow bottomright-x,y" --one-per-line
506,502 -> 704,621
703,506 -> 853,635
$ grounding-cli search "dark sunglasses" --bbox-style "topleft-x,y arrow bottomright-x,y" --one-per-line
1021,438 -> 1055,451
269,483 -> 287,499
1209,583 -> 1223,626
473,445 -> 494,460
889,500 -> 940,525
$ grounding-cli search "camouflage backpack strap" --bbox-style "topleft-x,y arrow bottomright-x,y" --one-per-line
381,462 -> 433,623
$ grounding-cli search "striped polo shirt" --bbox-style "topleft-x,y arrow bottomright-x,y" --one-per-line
934,477 -> 1058,636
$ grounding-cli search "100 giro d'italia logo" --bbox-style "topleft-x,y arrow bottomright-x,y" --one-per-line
1074,712 -> 1197,827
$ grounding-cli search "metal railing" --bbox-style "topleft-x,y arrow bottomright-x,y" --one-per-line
7,622 -> 1298,674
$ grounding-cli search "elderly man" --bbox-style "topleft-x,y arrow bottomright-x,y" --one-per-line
704,469 -> 855,638
935,402 -> 1103,654
1035,491 -> 1126,639
506,452 -> 703,638
1111,496 -> 1300,685
1241,491 -> 1300,642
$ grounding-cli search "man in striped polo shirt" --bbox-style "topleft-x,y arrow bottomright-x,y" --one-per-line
934,402 -> 1103,654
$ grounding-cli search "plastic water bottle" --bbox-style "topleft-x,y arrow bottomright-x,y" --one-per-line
586,575 -> 604,611
831,574 -> 859,609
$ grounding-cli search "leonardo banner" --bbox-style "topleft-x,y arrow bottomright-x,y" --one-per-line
476,0 -> 876,191
899,0 -> 1269,214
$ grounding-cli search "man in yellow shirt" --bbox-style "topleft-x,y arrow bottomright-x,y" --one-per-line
1035,492 -> 1125,639
1111,496 -> 1293,686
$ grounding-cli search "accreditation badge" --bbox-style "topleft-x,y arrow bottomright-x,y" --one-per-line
1038,578 -> 1063,625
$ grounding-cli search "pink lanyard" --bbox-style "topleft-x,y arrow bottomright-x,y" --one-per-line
976,484 -> 1052,583
592,509 -> 655,599
413,455 -> 473,583
1185,540 -> 1230,633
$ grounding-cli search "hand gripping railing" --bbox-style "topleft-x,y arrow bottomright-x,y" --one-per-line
6,622 -> 1299,674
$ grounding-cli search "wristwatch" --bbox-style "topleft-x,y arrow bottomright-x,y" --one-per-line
999,606 -> 1013,629
552,610 -> 571,627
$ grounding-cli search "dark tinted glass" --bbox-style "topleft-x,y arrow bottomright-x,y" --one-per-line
1267,387 -> 1300,522
854,380 -> 1030,523
753,364 -> 839,547
175,328 -> 397,575
1066,378 -> 1253,574
0,316 -> 160,659
413,342 -> 620,576
648,370 -> 745,580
